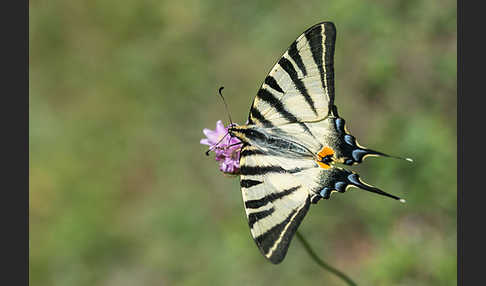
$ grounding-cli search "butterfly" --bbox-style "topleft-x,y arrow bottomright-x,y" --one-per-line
227,21 -> 410,264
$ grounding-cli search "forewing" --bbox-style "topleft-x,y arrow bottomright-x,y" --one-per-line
249,22 -> 336,129
246,21 -> 390,165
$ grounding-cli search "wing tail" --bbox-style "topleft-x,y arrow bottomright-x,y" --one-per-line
314,167 -> 404,203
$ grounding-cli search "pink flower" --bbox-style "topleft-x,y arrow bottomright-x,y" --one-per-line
201,120 -> 242,174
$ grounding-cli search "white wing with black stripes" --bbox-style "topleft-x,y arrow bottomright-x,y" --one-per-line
248,22 -> 336,127
228,22 -> 407,264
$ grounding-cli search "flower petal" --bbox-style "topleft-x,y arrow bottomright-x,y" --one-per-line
215,120 -> 225,132
200,138 -> 211,146
202,120 -> 242,174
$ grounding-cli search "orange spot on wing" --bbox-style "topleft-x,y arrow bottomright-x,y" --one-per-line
317,161 -> 331,169
318,146 -> 334,158
316,146 -> 335,169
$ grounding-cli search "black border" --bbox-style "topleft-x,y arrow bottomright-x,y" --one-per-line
3,0 -> 29,284
460,0 -> 485,285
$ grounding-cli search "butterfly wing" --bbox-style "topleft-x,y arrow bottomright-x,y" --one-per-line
249,21 -> 392,165
248,21 -> 336,128
235,21 -> 404,264
239,144 -> 312,264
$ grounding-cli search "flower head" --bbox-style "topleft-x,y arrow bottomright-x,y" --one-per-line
201,120 -> 242,174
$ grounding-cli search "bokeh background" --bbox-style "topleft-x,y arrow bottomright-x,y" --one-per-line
30,0 -> 457,285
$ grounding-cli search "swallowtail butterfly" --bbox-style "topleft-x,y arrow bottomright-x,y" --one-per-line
228,22 -> 409,264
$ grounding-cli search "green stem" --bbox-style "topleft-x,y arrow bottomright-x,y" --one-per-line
296,231 -> 357,286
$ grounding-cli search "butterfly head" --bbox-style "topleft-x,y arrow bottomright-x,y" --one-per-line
227,125 -> 261,145
227,125 -> 238,139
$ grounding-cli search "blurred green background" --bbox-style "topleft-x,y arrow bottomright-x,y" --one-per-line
30,0 -> 456,285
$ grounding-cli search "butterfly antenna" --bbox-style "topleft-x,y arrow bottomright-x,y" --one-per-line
204,87 -> 236,157
218,86 -> 234,127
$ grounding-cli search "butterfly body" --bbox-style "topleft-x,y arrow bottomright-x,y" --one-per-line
228,21 -> 405,264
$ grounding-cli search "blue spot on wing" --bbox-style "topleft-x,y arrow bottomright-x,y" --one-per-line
334,182 -> 347,192
352,149 -> 368,161
344,134 -> 355,146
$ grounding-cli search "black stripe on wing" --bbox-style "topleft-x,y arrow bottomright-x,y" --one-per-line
304,22 -> 336,107
323,22 -> 336,106
248,207 -> 275,228
264,76 -> 284,93
256,88 -> 314,136
288,41 -> 307,77
244,186 -> 301,209
240,179 -> 263,188
305,25 -> 325,98
277,57 -> 318,116
249,103 -> 274,128
240,165 -> 305,176
255,196 -> 310,264
240,147 -> 266,157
